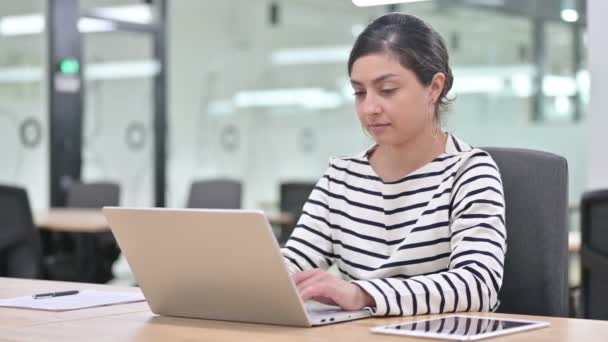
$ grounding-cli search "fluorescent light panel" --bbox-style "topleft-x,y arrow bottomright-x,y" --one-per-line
0,4 -> 152,36
93,4 -> 153,25
234,88 -> 343,109
0,15 -> 115,36
352,0 -> 432,7
78,17 -> 115,33
0,66 -> 42,83
271,46 -> 351,65
85,60 -> 160,80
0,14 -> 44,35
0,60 -> 160,83
561,9 -> 579,22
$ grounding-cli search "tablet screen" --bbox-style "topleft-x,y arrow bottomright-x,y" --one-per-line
371,315 -> 549,341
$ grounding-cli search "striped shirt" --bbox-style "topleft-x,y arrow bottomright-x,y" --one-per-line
281,134 -> 506,316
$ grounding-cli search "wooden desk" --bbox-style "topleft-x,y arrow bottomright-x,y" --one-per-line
0,278 -> 146,329
2,278 -> 608,341
269,212 -> 294,226
34,208 -> 110,233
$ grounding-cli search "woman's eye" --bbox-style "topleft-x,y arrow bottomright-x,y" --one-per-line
381,88 -> 397,95
353,91 -> 366,97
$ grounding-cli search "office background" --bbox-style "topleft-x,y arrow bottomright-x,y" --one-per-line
0,0 -> 595,214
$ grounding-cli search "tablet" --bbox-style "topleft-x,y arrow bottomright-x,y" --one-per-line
370,315 -> 549,341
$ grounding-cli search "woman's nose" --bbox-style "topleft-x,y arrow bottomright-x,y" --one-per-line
361,93 -> 381,115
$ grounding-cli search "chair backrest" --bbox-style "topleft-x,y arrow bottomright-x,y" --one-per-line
580,189 -> 608,319
279,182 -> 316,243
66,182 -> 120,208
0,184 -> 41,278
483,147 -> 569,317
187,179 -> 241,209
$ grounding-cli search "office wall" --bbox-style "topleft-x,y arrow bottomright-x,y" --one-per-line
587,0 -> 608,190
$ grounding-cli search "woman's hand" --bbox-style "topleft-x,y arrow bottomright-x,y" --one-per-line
293,269 -> 375,311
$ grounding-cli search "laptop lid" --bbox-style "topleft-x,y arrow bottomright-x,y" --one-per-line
102,207 -> 312,327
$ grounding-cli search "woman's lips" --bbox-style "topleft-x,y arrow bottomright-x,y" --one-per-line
367,123 -> 390,134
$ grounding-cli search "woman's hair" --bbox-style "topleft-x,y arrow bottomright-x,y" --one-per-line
348,13 -> 454,119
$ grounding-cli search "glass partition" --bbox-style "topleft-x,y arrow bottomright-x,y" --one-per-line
0,0 -> 48,208
81,30 -> 156,206
167,0 -> 588,215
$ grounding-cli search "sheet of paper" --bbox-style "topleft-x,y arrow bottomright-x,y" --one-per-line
0,289 -> 146,311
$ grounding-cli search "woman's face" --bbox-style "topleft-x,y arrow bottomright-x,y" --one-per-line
350,53 -> 444,147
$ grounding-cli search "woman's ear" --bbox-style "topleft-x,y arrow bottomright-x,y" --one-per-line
429,72 -> 446,105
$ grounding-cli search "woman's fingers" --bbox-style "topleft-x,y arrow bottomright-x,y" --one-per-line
294,270 -> 331,292
300,277 -> 369,311
300,281 -> 339,302
293,269 -> 323,285
293,270 -> 368,310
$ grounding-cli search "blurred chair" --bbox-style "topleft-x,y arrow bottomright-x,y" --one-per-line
186,179 -> 241,209
484,147 -> 569,317
0,184 -> 42,278
278,182 -> 316,245
45,181 -> 120,283
580,189 -> 608,320
66,182 -> 120,208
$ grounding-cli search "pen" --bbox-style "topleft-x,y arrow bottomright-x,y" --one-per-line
32,290 -> 80,299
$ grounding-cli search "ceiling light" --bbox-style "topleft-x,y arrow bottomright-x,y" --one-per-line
0,4 -> 152,36
352,0 -> 432,7
78,17 -> 115,33
85,60 -> 160,80
233,88 -> 343,109
0,60 -> 160,83
93,4 -> 154,24
560,9 -> 579,22
0,66 -> 41,83
0,14 -> 44,36
543,75 -> 577,97
271,46 -> 351,65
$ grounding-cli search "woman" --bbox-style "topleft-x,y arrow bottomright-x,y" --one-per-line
281,13 -> 506,317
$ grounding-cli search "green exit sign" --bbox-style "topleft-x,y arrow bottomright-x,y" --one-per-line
59,58 -> 80,74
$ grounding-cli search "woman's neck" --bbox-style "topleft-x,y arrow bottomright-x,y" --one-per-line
369,129 -> 448,183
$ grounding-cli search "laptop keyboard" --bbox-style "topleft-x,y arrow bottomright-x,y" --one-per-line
304,301 -> 344,315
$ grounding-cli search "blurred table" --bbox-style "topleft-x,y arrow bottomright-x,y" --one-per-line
34,208 -> 295,283
268,212 -> 294,226
34,208 -> 109,233
34,208 -> 293,232
34,208 -> 110,283
569,231 -> 581,253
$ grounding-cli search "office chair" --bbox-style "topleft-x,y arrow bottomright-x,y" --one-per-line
45,181 -> 120,283
483,147 -> 569,317
186,179 -> 242,209
580,189 -> 608,319
0,184 -> 42,278
278,182 -> 316,245
66,182 -> 120,208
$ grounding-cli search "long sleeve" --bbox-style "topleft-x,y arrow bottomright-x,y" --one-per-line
281,169 -> 335,275
351,152 -> 506,316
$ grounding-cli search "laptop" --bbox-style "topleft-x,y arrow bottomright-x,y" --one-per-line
102,207 -> 373,327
